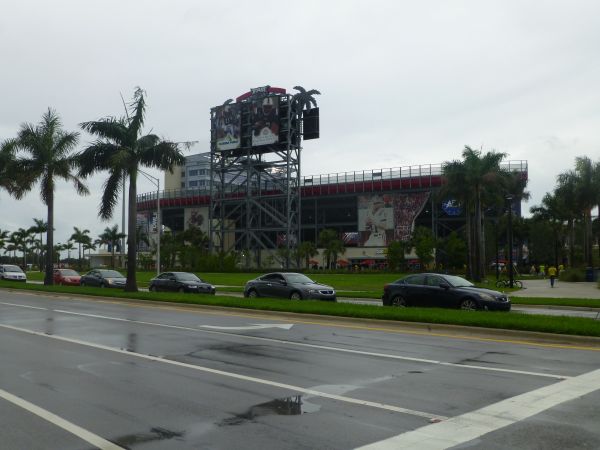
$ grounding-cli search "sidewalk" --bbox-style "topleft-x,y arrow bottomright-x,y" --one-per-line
511,279 -> 600,299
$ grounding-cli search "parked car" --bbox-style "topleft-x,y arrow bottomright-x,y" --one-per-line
244,272 -> 336,301
79,269 -> 126,288
149,272 -> 216,294
382,273 -> 511,311
53,268 -> 81,286
0,264 -> 27,282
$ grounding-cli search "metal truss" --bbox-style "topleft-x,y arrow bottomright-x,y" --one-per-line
209,93 -> 301,268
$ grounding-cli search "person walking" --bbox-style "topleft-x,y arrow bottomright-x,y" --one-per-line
548,264 -> 557,288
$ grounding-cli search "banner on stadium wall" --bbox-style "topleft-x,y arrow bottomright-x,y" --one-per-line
357,192 -> 431,246
184,207 -> 209,233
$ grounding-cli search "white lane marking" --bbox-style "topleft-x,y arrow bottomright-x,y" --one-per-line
0,322 -> 445,422
356,367 -> 600,450
0,386 -> 124,450
199,323 -> 294,331
0,301 -> 47,311
0,301 -> 569,380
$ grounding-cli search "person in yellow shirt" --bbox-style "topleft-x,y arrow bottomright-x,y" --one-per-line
548,264 -> 557,287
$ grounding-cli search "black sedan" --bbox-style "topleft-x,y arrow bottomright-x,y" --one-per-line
79,269 -> 126,288
244,272 -> 336,301
149,272 -> 216,294
382,273 -> 511,311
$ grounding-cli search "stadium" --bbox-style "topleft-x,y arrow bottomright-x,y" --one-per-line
135,85 -> 528,268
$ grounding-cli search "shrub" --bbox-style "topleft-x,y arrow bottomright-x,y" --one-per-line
560,268 -> 585,282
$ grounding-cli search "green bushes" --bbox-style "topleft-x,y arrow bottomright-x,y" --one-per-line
560,268 -> 586,282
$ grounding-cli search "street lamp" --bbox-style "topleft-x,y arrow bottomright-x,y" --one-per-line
139,170 -> 161,277
505,195 -> 514,289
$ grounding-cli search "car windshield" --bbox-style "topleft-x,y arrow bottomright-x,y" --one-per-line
4,265 -> 23,273
175,273 -> 201,282
444,275 -> 474,288
98,270 -> 124,278
284,273 -> 314,284
60,269 -> 79,276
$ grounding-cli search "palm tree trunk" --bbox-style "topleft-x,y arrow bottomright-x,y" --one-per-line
44,194 -> 54,285
126,171 -> 138,291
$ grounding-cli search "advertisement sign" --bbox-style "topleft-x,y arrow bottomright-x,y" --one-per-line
252,96 -> 280,146
358,195 -> 395,247
357,192 -> 431,246
214,104 -> 241,151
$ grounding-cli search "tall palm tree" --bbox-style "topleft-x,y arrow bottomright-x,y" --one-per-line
70,226 -> 91,269
9,109 -> 89,284
98,225 -> 126,269
78,88 -> 185,291
442,146 -> 508,281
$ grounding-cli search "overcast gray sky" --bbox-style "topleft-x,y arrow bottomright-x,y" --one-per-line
1,0 -> 599,251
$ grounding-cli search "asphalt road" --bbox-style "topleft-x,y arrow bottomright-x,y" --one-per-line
1,289 -> 599,449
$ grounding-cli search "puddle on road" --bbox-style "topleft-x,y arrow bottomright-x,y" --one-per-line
112,426 -> 185,448
219,395 -> 320,426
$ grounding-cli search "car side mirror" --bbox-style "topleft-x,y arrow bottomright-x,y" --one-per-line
440,283 -> 450,289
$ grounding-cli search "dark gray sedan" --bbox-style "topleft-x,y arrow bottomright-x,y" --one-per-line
244,272 -> 336,301
149,272 -> 216,294
79,269 -> 126,288
382,273 -> 511,311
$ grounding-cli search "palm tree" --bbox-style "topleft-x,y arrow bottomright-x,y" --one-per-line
63,241 -> 75,263
442,146 -> 508,281
557,156 -> 600,267
297,241 -> 318,269
0,140 -> 31,198
318,229 -> 345,269
70,226 -> 91,269
98,225 -> 126,269
530,191 -> 569,267
78,88 -> 185,291
30,218 -> 48,271
0,229 -> 8,259
9,109 -> 89,284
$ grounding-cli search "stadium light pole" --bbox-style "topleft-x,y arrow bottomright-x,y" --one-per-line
139,170 -> 161,277
506,195 -> 514,288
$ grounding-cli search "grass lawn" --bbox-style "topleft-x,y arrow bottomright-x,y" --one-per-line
2,280 -> 600,338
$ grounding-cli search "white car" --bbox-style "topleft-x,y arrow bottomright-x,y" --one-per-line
0,264 -> 27,282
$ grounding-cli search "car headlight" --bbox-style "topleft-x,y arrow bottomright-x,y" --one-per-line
477,292 -> 495,301
106,279 -> 114,285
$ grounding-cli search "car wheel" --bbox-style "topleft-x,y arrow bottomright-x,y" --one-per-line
150,285 -> 157,292
391,295 -> 407,307
178,287 -> 185,293
460,298 -> 478,311
247,289 -> 258,298
290,291 -> 303,300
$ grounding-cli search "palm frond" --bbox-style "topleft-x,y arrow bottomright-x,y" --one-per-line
128,87 -> 147,138
138,139 -> 185,171
77,142 -> 121,177
80,118 -> 128,143
99,170 -> 124,220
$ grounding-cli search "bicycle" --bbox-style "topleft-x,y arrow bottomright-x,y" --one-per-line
495,279 -> 523,289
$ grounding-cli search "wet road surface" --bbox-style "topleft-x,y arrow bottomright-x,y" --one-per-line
0,289 -> 599,449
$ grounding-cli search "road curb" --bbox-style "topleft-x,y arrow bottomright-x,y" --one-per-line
3,287 -> 600,349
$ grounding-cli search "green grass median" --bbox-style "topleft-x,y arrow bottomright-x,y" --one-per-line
3,280 -> 600,338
